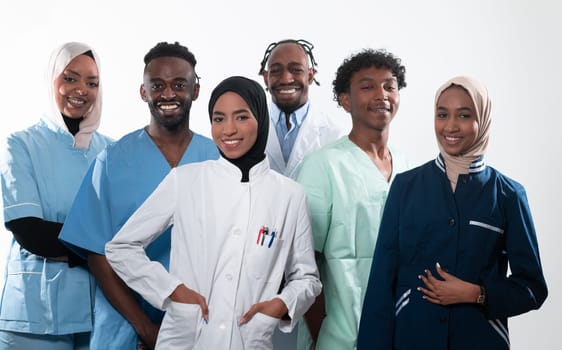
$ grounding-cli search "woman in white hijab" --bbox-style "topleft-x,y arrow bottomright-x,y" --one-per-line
0,42 -> 112,349
357,76 -> 547,350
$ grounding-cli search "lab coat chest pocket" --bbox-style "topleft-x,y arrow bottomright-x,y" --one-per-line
248,235 -> 284,283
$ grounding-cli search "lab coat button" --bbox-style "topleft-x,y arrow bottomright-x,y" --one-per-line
226,274 -> 233,281
449,218 -> 455,226
233,229 -> 241,236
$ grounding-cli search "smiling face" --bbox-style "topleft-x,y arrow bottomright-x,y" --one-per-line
53,54 -> 99,118
435,85 -> 479,156
262,42 -> 314,114
211,91 -> 258,159
339,66 -> 400,134
141,56 -> 199,131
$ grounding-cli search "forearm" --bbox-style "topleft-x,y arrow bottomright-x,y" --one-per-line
303,291 -> 325,345
8,217 -> 83,265
304,251 -> 326,344
277,206 -> 323,329
88,253 -> 154,332
482,274 -> 547,318
277,255 -> 322,332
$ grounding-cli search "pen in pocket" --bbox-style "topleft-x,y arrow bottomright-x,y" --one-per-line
267,231 -> 275,248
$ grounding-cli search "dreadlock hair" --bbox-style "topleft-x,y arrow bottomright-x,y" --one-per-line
332,48 -> 406,106
258,39 -> 320,86
143,41 -> 200,83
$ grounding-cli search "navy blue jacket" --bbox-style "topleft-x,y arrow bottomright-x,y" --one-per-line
357,156 -> 547,350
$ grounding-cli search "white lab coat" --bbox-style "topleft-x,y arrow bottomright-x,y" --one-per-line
266,103 -> 349,179
105,157 -> 321,350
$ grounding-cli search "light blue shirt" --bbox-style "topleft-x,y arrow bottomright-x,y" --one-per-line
271,102 -> 310,163
59,128 -> 219,349
0,115 -> 112,335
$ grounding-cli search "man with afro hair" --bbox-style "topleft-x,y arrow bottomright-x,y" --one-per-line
296,48 -> 413,350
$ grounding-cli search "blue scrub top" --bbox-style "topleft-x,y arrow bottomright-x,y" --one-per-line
59,128 -> 219,349
0,116 -> 112,335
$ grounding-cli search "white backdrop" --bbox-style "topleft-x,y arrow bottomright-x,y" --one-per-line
0,1 -> 560,348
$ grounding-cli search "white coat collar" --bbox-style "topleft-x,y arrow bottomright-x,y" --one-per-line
266,101 -> 324,177
217,156 -> 270,182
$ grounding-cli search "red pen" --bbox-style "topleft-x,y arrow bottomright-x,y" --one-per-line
256,227 -> 264,244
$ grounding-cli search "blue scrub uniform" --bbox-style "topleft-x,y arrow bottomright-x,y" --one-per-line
59,128 -> 218,349
0,116 -> 112,336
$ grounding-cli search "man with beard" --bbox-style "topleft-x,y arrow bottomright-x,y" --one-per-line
259,39 -> 349,349
59,42 -> 219,350
259,39 -> 349,180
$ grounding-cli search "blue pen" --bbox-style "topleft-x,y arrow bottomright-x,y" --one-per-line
268,231 -> 275,248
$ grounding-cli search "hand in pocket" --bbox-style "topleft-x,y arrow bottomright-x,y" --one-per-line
240,297 -> 288,325
170,284 -> 209,322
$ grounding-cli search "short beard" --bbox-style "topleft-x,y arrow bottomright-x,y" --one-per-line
276,100 -> 303,115
149,103 -> 190,132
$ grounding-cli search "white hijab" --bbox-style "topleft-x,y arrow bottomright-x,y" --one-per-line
46,42 -> 102,149
435,76 -> 491,191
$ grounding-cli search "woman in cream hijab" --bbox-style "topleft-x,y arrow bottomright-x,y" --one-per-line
357,76 -> 547,349
0,42 -> 112,349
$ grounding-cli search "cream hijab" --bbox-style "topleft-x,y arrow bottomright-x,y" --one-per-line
46,42 -> 102,149
435,76 -> 491,191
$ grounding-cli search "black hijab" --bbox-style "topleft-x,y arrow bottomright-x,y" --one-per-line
208,76 -> 269,182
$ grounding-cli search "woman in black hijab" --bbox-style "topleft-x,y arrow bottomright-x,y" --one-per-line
208,76 -> 269,182
105,76 -> 321,349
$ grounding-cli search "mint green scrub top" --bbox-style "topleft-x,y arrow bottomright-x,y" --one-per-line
296,136 -> 413,349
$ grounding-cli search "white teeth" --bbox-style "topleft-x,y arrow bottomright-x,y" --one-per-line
68,97 -> 85,105
159,104 -> 178,110
368,107 -> 389,113
445,136 -> 460,141
279,89 -> 296,94
224,140 -> 240,145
